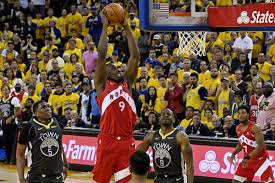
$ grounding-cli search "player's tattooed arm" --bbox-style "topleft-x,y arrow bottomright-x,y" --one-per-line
177,132 -> 194,183
249,125 -> 265,158
95,10 -> 109,95
136,132 -> 154,153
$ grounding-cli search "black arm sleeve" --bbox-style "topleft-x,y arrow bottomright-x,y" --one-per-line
198,86 -> 208,101
58,119 -> 67,131
18,123 -> 34,145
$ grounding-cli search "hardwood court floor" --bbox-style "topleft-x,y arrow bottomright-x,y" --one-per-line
0,163 -> 154,183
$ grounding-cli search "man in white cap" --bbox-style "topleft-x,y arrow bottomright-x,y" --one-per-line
152,34 -> 164,57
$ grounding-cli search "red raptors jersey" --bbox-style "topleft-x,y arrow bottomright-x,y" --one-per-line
96,80 -> 137,136
10,91 -> 25,102
249,95 -> 258,123
237,123 -> 268,160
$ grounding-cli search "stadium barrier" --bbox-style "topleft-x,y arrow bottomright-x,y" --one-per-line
63,128 -> 275,183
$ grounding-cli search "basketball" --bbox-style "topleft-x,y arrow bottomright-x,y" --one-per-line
104,3 -> 125,25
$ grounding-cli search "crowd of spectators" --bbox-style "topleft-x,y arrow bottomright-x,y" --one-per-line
0,0 -> 275,163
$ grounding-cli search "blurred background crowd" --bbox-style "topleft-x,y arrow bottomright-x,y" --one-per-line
0,0 -> 275,163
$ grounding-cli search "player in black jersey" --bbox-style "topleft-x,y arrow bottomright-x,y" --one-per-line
137,108 -> 194,183
17,101 -> 68,183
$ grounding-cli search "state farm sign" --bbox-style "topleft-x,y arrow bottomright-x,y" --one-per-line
62,135 -> 154,167
62,135 -> 275,182
208,3 -> 275,27
193,145 -> 275,182
63,135 -> 97,165
237,11 -> 275,24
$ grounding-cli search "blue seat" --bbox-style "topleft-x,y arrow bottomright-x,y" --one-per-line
0,149 -> 6,161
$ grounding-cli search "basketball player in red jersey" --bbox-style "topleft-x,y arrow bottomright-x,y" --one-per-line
92,10 -> 140,183
249,82 -> 263,123
230,105 -> 274,183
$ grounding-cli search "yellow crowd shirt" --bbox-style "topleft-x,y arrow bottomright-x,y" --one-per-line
199,71 -> 211,84
64,63 -> 75,80
66,13 -> 82,36
81,13 -> 92,37
216,0 -> 233,6
32,18 -> 44,39
180,118 -> 192,128
218,90 -> 230,117
202,78 -> 221,102
38,60 -> 48,71
257,62 -> 272,82
186,85 -> 202,110
157,87 -> 168,109
35,83 -> 45,96
128,17 -> 140,28
19,63 -> 27,73
57,16 -> 68,38
48,93 -> 62,114
218,32 -> 231,43
249,32 -> 264,59
206,38 -> 224,61
147,78 -> 159,89
268,44 -> 275,64
59,92 -> 80,114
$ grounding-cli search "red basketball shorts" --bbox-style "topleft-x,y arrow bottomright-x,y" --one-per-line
234,156 -> 274,182
92,133 -> 135,183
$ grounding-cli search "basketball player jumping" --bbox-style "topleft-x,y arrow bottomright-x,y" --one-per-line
137,108 -> 194,183
92,10 -> 140,183
231,105 -> 274,183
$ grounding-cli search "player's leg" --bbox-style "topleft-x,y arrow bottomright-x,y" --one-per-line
252,157 -> 274,183
257,161 -> 274,183
260,167 -> 274,183
92,135 -> 115,183
233,163 -> 254,183
113,138 -> 135,183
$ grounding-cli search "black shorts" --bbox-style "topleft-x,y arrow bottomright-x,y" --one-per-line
155,175 -> 184,183
27,172 -> 64,183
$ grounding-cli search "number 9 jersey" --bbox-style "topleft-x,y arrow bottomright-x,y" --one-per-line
96,80 -> 137,136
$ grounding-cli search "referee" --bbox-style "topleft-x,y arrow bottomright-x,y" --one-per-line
17,101 -> 68,183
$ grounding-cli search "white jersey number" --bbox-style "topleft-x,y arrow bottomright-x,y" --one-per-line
119,101 -> 125,111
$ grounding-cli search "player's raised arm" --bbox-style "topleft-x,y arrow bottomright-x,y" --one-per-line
122,15 -> 140,87
95,11 -> 109,95
177,132 -> 194,183
136,132 -> 154,152
248,125 -> 265,158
